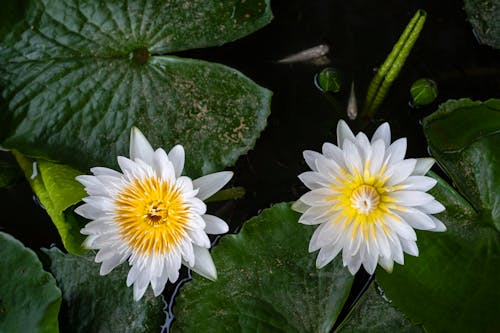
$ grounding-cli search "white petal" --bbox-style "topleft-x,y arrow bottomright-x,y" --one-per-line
298,171 -> 329,190
361,244 -> 379,274
385,217 -> 417,241
168,145 -> 185,178
346,253 -> 362,275
189,245 -> 217,280
152,148 -> 175,183
188,228 -> 211,248
390,191 -> 435,206
429,216 -> 447,231
386,159 -> 416,186
368,140 -> 386,176
303,150 -> 323,172
291,199 -> 310,213
386,138 -> 407,164
203,214 -> 229,234
299,206 -> 335,225
397,208 -> 436,230
99,253 -> 127,275
299,188 -> 334,206
371,122 -> 391,147
90,166 -> 123,178
130,127 -> 154,165
117,156 -> 139,179
127,264 -> 141,287
343,140 -> 363,175
337,120 -> 356,147
378,255 -> 394,272
316,242 -> 342,268
133,278 -> 150,301
75,203 -> 102,220
401,238 -> 419,256
322,143 -> 344,167
82,196 -> 115,213
355,132 -> 371,163
400,176 -> 437,191
193,171 -> 233,200
176,176 -> 194,193
416,200 -> 445,214
412,158 -> 435,175
151,274 -> 168,297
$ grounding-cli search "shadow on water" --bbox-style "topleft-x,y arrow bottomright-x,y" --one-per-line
1,0 -> 499,331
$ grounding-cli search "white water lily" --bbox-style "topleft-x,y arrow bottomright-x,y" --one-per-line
293,120 -> 446,275
75,128 -> 232,301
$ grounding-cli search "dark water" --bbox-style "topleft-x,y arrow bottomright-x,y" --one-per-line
1,0 -> 499,330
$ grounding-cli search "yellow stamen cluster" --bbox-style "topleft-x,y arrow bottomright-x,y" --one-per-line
115,177 -> 189,255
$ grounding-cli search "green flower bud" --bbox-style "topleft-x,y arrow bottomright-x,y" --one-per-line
410,78 -> 438,106
316,68 -> 341,93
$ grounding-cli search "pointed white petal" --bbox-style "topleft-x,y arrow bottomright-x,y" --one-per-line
400,176 -> 437,191
299,206 -> 336,225
299,188 -> 334,206
322,142 -> 344,166
168,145 -> 185,178
130,127 -> 154,165
316,242 -> 342,268
193,171 -> 233,200
386,138 -> 407,164
378,255 -> 394,272
90,166 -> 123,178
401,238 -> 419,256
291,199 -> 310,213
75,203 -> 102,220
386,159 -> 416,186
337,120 -> 356,147
303,150 -> 323,171
298,171 -> 330,190
416,200 -> 446,214
397,208 -> 436,230
385,217 -> 417,241
390,191 -> 435,206
189,245 -> 217,280
369,140 -> 386,176
371,122 -> 391,147
203,214 -> 229,234
343,140 -> 363,175
412,158 -> 435,175
429,216 -> 447,231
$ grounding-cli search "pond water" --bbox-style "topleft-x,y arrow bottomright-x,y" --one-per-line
1,0 -> 498,331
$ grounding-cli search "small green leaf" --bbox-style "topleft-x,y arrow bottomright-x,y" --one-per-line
316,67 -> 342,93
0,0 -> 272,178
174,203 -> 354,332
336,283 -> 424,333
410,78 -> 437,106
0,232 -> 61,333
14,152 -> 87,254
43,247 -> 165,333
464,0 -> 500,50
422,98 -> 500,230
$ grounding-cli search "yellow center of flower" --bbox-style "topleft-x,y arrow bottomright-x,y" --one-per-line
114,176 -> 189,255
350,185 -> 380,214
328,161 -> 403,239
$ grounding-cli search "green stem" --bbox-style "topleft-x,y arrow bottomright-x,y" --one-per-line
362,9 -> 427,120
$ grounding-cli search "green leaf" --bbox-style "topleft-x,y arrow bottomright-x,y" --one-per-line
43,247 -> 165,333
376,172 -> 500,333
173,203 -> 355,333
336,283 -> 424,333
0,160 -> 24,188
464,0 -> 500,50
422,98 -> 500,230
0,232 -> 61,333
0,0 -> 272,178
14,152 -> 87,254
0,0 -> 27,41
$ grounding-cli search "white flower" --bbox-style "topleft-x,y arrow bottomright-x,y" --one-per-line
293,120 -> 446,275
75,128 -> 233,301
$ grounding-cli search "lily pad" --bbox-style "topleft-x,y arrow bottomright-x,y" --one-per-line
14,152 -> 87,254
0,232 -> 61,333
0,0 -> 272,178
423,98 -> 500,230
464,0 -> 500,49
43,247 -> 165,333
336,283 -> 424,333
375,99 -> 500,333
173,203 -> 355,332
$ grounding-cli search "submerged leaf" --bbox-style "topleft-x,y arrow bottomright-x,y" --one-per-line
0,232 -> 61,333
0,0 -> 272,178
174,203 -> 354,332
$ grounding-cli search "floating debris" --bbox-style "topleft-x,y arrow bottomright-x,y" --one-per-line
315,67 -> 341,93
347,81 -> 358,120
277,44 -> 330,65
410,78 -> 438,106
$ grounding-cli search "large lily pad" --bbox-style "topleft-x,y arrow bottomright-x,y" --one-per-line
173,203 -> 355,332
0,232 -> 61,333
43,247 -> 165,333
15,152 -> 87,254
0,0 -> 272,178
375,98 -> 500,333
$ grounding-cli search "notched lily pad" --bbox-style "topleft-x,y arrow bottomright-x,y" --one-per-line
173,203 -> 355,333
0,232 -> 61,333
0,0 -> 273,178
